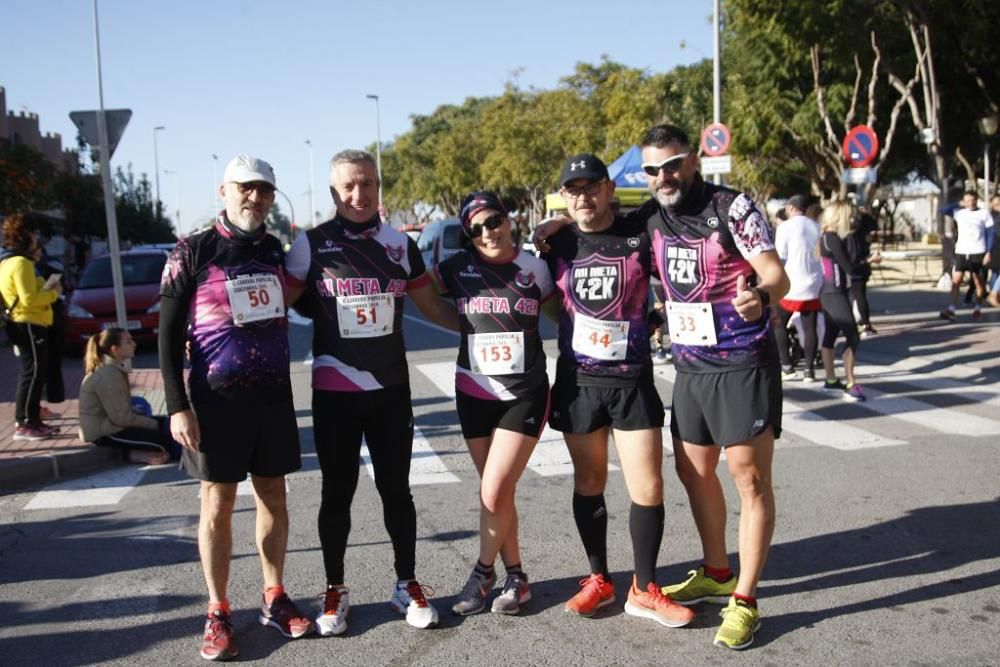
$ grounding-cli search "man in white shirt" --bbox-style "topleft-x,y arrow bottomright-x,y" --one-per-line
940,191 -> 994,320
772,195 -> 824,381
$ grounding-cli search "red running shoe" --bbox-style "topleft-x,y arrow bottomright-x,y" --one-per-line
564,573 -> 616,617
624,577 -> 695,628
259,593 -> 313,638
200,610 -> 238,661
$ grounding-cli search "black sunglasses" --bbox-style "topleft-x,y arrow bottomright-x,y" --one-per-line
640,153 -> 690,176
468,214 -> 507,238
235,181 -> 276,197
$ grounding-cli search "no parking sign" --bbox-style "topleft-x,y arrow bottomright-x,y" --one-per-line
842,125 -> 880,168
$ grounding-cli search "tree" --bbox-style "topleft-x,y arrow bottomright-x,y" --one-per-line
0,144 -> 57,214
266,200 -> 292,240
113,164 -> 176,243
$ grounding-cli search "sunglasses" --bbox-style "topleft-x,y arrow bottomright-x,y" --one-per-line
235,181 -> 276,197
641,153 -> 690,176
468,214 -> 507,238
562,180 -> 607,199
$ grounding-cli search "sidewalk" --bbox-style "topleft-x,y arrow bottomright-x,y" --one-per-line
0,336 -> 166,491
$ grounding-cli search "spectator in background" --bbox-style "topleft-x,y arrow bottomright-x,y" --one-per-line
847,207 -> 881,336
1,213 -> 62,441
988,195 -> 1000,307
78,327 -> 179,465
939,191 -> 993,321
33,231 -> 67,416
818,201 -> 865,401
63,228 -> 91,291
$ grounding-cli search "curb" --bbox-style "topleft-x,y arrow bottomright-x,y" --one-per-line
0,446 -> 120,493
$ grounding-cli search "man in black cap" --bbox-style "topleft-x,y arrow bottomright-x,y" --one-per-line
540,154 -> 694,629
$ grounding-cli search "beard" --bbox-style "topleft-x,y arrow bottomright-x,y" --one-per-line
655,189 -> 683,208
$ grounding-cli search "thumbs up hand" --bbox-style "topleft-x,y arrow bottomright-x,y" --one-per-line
732,273 -> 764,321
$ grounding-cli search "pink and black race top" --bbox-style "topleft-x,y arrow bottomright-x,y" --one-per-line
543,217 -> 654,387
433,248 -> 555,400
635,174 -> 777,373
159,217 -> 291,410
284,215 -> 428,392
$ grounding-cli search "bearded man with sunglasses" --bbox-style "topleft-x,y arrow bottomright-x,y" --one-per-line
160,155 -> 312,660
284,149 -> 458,636
541,153 -> 695,630
638,124 -> 788,650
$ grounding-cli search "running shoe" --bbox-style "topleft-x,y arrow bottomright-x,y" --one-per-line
564,573 -> 615,617
660,567 -> 737,606
315,585 -> 349,636
972,307 -> 982,320
390,580 -> 439,628
822,378 -> 847,392
201,610 -> 238,661
491,571 -> 531,615
801,369 -> 816,383
259,593 -> 312,638
780,367 -> 800,381
939,309 -> 955,321
714,597 -> 761,650
653,347 -> 669,364
451,567 -> 496,616
844,383 -> 867,402
624,577 -> 695,628
862,324 -> 878,335
13,424 -> 52,441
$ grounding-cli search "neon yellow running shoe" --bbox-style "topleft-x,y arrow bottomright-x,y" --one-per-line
714,597 -> 761,650
660,567 -> 737,606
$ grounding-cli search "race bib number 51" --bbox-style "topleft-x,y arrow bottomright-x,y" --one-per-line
336,293 -> 395,338
225,273 -> 284,325
572,313 -> 629,360
469,332 -> 525,375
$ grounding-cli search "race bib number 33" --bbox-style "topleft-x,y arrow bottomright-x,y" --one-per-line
336,293 -> 395,338
666,301 -> 717,346
225,273 -> 284,325
468,332 -> 525,375
572,313 -> 629,360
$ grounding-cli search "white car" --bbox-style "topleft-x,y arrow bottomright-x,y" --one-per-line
416,218 -> 464,268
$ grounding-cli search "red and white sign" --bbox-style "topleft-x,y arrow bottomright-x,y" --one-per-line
700,123 -> 732,157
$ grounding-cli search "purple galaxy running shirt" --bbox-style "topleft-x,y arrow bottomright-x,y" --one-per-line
284,216 -> 429,392
159,219 -> 291,400
636,174 -> 776,372
542,217 -> 653,386
433,248 -> 555,400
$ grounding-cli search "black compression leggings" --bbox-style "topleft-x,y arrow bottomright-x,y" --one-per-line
850,279 -> 872,326
821,292 -> 860,351
773,306 -> 819,371
313,385 -> 417,585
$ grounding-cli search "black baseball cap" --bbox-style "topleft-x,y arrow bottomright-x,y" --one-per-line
786,194 -> 818,213
560,153 -> 609,186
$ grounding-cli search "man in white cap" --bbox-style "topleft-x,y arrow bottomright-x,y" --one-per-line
160,155 -> 312,660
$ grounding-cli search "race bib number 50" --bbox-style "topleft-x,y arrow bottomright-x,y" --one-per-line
572,313 -> 629,360
336,293 -> 395,338
225,273 -> 284,325
469,332 -> 525,375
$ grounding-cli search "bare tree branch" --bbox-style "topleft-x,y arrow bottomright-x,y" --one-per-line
811,45 -> 840,147
954,145 -> 976,185
844,54 -> 863,132
867,31 -> 882,127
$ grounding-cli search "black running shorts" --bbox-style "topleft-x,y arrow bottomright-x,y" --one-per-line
549,369 -> 664,434
670,364 -> 782,447
456,383 -> 550,440
953,253 -> 985,274
182,388 -> 301,483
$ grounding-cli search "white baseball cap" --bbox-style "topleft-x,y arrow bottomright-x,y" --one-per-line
223,155 -> 276,187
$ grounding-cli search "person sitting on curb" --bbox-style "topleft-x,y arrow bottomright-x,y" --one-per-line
78,327 -> 181,465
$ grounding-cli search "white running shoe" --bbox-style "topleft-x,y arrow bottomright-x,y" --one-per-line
390,580 -> 439,628
316,585 -> 349,636
491,572 -> 531,615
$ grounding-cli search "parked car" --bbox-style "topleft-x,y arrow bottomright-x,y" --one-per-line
64,248 -> 169,351
416,218 -> 463,268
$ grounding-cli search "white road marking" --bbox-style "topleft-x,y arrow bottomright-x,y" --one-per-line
361,426 -> 460,486
24,466 -> 150,510
197,479 -> 290,497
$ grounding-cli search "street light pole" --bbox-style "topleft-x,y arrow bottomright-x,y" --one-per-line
211,153 -> 219,219
305,139 -> 315,226
980,114 -> 998,200
153,125 -> 165,221
164,169 -> 180,232
365,94 -> 384,213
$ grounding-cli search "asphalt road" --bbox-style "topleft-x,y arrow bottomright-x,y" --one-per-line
1,302 -> 998,666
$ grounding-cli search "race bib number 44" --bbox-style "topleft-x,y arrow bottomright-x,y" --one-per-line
468,332 -> 525,375
572,313 -> 629,360
225,273 -> 284,325
666,302 -> 717,346
336,293 -> 395,338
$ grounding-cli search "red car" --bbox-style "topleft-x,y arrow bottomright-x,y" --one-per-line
65,248 -> 169,351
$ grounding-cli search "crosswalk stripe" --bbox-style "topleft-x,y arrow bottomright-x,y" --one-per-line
24,466 -> 150,510
361,426 -> 460,486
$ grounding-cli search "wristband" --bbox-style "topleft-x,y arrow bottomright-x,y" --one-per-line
755,287 -> 771,306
